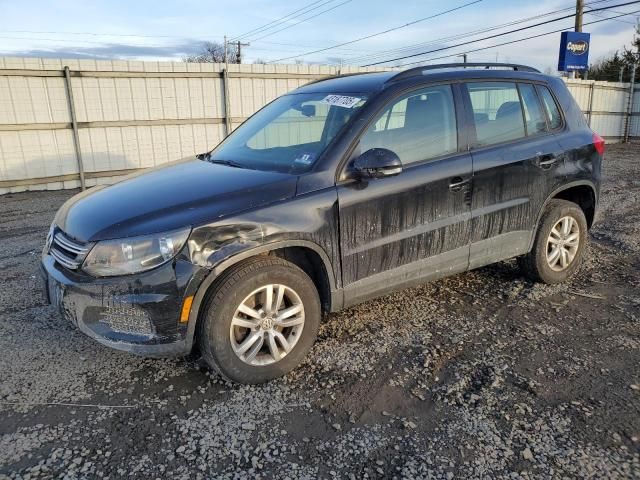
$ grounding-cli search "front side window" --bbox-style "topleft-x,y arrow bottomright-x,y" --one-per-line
209,93 -> 367,173
537,85 -> 563,130
467,82 -> 525,147
360,85 -> 457,166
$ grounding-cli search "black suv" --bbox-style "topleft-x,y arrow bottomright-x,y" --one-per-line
42,63 -> 603,384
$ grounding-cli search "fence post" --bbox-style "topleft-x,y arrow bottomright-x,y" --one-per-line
63,66 -> 86,190
586,81 -> 595,127
222,67 -> 232,137
624,63 -> 637,143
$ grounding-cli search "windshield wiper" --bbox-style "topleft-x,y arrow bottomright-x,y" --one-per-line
207,158 -> 245,169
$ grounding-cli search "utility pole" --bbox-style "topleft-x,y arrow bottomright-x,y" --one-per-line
223,35 -> 228,65
458,53 -> 468,64
236,41 -> 250,64
624,60 -> 637,143
620,65 -> 626,83
571,0 -> 584,79
575,0 -> 584,32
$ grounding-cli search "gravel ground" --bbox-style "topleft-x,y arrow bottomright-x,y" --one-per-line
1,143 -> 639,479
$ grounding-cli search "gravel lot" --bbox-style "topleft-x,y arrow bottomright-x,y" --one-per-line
1,143 -> 639,479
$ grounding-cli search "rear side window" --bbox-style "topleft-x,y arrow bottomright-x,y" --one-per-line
537,85 -> 563,130
360,85 -> 457,165
467,82 -> 525,146
518,83 -> 547,135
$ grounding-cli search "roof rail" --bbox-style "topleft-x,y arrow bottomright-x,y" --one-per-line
387,62 -> 540,83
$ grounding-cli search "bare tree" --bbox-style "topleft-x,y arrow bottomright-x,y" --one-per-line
253,58 -> 267,64
184,41 -> 240,63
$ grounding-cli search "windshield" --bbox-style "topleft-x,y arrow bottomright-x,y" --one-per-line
208,92 -> 368,173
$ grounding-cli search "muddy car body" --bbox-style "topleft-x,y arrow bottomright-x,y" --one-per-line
41,63 -> 603,383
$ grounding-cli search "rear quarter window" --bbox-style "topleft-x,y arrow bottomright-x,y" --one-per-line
537,85 -> 563,130
518,83 -> 547,136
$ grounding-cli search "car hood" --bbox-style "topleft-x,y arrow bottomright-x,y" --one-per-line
55,158 -> 298,242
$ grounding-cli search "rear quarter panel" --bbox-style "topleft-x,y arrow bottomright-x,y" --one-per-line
549,77 -> 602,198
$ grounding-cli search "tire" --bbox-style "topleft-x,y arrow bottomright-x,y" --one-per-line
519,199 -> 588,284
197,256 -> 321,384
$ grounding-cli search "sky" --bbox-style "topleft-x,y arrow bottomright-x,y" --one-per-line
0,0 -> 638,71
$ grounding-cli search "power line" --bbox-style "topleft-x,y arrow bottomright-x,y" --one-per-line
229,0 -> 334,42
264,0 -> 611,65
249,0 -> 352,42
342,3 -> 582,65
0,1 -> 345,46
362,0 -> 640,66
398,8 -> 640,67
0,0 -> 603,41
256,39 -> 381,51
586,9 -> 639,24
266,0 -> 483,63
343,0 -> 616,65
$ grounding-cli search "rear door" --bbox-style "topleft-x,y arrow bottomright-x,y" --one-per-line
337,83 -> 473,306
462,81 -> 565,268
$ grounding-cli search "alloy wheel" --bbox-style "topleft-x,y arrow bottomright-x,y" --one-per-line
230,284 -> 305,366
546,215 -> 580,272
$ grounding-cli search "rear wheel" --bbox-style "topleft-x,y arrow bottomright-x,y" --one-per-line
198,256 -> 321,384
519,199 -> 588,284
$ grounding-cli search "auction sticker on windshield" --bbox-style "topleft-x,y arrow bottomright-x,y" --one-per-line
321,94 -> 362,108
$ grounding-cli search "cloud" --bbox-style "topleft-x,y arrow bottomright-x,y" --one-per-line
0,40 -> 210,60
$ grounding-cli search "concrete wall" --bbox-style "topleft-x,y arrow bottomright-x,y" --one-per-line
0,57 -> 637,194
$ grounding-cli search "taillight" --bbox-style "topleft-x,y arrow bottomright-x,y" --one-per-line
593,132 -> 605,155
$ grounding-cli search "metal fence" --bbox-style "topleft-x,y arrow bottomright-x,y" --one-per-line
0,57 -> 637,194
563,78 -> 639,142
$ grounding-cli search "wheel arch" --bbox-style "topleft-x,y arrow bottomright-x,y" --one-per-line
528,180 -> 598,251
185,240 -> 341,353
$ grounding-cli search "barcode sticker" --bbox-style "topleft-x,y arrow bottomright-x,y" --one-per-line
321,95 -> 362,109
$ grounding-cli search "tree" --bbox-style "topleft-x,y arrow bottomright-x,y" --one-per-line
588,20 -> 639,82
183,41 -> 240,63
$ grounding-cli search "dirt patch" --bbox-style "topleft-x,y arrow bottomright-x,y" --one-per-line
1,144 -> 639,478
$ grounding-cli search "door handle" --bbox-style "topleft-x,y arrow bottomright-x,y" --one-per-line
534,153 -> 559,169
449,177 -> 470,192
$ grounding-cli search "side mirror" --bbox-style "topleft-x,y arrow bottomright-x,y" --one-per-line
353,148 -> 402,179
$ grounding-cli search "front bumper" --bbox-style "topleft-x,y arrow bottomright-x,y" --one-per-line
41,252 -> 207,357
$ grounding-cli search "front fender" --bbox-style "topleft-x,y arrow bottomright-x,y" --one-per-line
182,188 -> 341,352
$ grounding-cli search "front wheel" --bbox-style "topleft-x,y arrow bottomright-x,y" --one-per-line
198,256 -> 321,384
519,199 -> 588,284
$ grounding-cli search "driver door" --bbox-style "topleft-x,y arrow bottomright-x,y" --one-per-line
336,84 -> 473,307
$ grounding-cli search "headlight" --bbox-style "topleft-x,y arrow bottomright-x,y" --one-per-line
82,227 -> 191,277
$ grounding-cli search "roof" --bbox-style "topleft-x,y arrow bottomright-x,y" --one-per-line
293,64 -> 548,95
294,71 -> 396,95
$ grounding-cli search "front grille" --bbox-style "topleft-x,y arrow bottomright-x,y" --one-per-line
49,229 -> 92,270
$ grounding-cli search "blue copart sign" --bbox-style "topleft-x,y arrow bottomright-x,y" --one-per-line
558,31 -> 590,71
